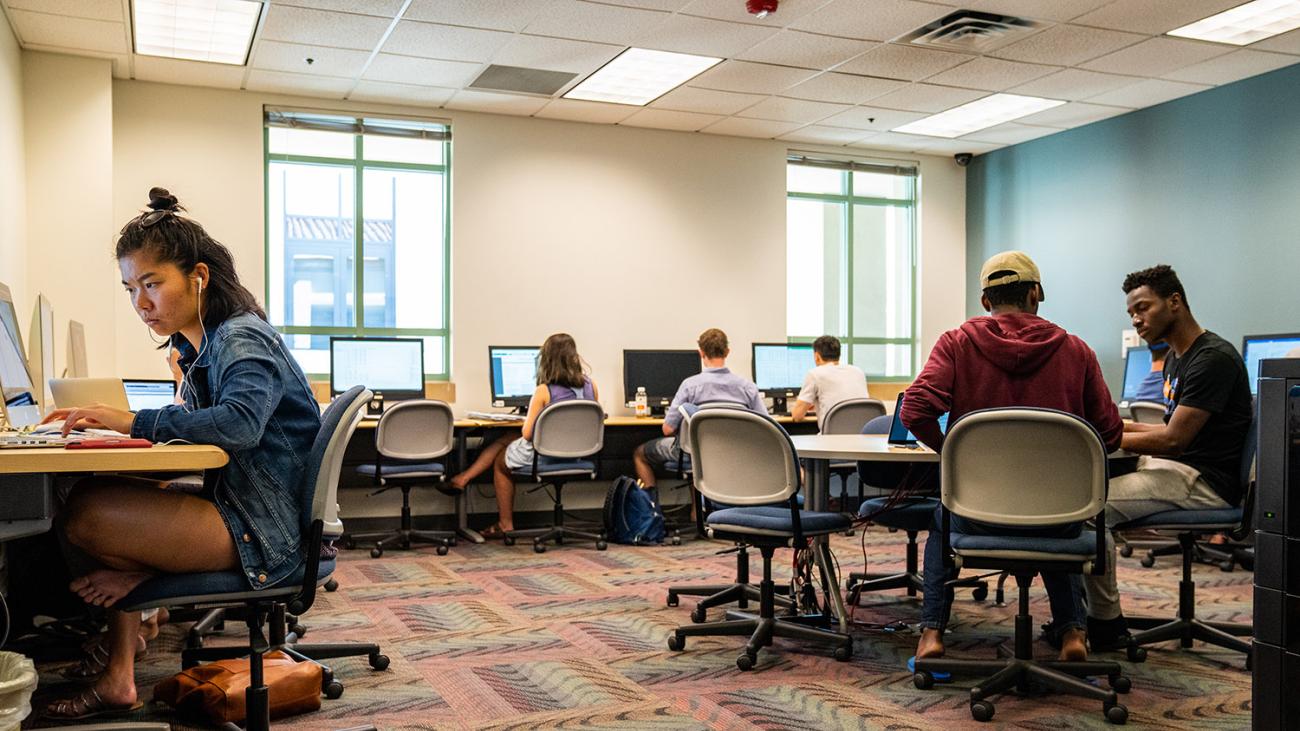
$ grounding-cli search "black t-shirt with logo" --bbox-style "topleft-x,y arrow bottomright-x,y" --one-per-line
1162,331 -> 1252,505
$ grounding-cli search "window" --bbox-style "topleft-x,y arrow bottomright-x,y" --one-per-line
786,155 -> 917,379
264,109 -> 451,379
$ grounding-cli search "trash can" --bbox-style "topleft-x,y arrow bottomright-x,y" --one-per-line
0,651 -> 37,731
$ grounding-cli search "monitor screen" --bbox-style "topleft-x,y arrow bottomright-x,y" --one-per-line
330,337 -> 424,397
124,379 -> 178,411
887,392 -> 948,445
752,343 -> 814,392
489,346 -> 540,401
1243,333 -> 1300,395
1121,346 -> 1153,401
623,350 -> 700,403
0,286 -> 34,401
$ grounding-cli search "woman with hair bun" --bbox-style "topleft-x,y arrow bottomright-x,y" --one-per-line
42,188 -> 322,720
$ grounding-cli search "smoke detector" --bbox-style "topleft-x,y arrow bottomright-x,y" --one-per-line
746,0 -> 778,19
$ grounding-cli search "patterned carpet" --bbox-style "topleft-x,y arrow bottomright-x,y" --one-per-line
24,528 -> 1254,730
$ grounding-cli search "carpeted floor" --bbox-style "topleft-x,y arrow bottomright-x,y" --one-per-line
25,528 -> 1253,729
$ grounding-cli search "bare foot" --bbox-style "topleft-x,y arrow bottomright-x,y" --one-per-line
70,570 -> 154,608
1059,628 -> 1088,661
916,628 -> 945,659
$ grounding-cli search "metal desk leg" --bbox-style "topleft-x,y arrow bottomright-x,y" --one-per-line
454,429 -> 484,544
806,458 -> 848,632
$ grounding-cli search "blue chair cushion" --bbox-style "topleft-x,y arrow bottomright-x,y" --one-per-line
858,496 -> 939,530
1116,507 -> 1242,530
119,559 -> 336,611
707,506 -> 850,536
513,458 -> 597,479
951,531 -> 1097,557
356,462 -> 445,479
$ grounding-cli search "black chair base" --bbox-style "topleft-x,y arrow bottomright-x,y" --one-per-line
845,530 -> 989,604
666,545 -> 792,622
504,482 -> 606,552
345,484 -> 455,558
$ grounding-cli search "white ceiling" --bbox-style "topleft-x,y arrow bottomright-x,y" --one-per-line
3,0 -> 1298,155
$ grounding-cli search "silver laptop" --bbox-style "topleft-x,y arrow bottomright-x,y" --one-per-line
50,377 -> 131,411
123,379 -> 178,411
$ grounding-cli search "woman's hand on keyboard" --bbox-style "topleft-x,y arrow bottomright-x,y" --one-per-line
41,404 -> 136,437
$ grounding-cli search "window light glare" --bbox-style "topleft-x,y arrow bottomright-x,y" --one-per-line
892,93 -> 1065,139
133,0 -> 262,65
1168,0 -> 1300,45
563,48 -> 722,106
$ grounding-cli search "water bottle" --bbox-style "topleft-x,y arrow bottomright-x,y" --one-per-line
635,387 -> 648,417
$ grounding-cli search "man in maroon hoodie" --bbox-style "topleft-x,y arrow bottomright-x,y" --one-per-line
903,251 -> 1124,665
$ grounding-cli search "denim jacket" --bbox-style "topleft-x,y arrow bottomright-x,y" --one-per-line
131,313 -> 322,589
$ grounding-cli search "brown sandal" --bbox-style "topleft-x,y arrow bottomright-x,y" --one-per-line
479,523 -> 508,540
46,687 -> 143,720
62,636 -> 147,680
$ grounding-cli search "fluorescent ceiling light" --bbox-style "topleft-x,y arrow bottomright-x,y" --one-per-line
1168,0 -> 1300,46
563,48 -> 722,106
893,93 -> 1065,138
133,0 -> 263,65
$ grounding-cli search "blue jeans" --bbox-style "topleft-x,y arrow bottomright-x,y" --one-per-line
920,506 -> 1087,633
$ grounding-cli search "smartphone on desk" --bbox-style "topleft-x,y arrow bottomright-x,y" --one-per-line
66,438 -> 153,449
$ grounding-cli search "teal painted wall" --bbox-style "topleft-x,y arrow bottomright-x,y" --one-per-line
966,62 -> 1300,395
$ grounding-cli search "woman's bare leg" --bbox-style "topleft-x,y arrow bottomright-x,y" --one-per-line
449,430 -> 519,490
492,449 -> 517,531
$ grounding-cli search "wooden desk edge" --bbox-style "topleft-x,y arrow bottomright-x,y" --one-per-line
0,445 -> 229,475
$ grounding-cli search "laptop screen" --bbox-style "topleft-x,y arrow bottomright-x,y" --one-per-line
887,393 -> 948,445
123,379 -> 177,411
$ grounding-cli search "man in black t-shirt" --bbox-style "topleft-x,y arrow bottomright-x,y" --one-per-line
1085,264 -> 1253,649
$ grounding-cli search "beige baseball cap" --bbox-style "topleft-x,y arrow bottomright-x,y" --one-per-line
980,250 -> 1041,289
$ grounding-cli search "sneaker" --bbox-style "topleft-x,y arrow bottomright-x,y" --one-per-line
1087,615 -> 1133,652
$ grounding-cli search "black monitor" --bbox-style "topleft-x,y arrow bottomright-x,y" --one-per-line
1121,346 -> 1153,402
752,342 -> 814,414
623,349 -> 700,415
1243,333 -> 1300,396
489,345 -> 540,411
329,337 -> 425,412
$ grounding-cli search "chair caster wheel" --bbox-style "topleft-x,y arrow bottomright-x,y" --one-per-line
971,586 -> 989,602
671,535 -> 681,546
534,543 -> 547,554
913,672 -> 934,690
1219,561 -> 1235,572
596,540 -> 607,551
324,579 -> 339,592
1104,702 -> 1128,724
503,536 -> 516,546
970,700 -> 995,722
1140,554 -> 1156,568
370,546 -> 383,558
832,643 -> 852,661
736,653 -> 756,671
1126,644 -> 1147,663
666,593 -> 679,607
1109,675 -> 1131,694
667,634 -> 685,651
324,681 -> 343,699
1119,544 -> 1133,558
369,653 -> 390,670
690,606 -> 707,623
436,545 -> 449,556
290,623 -> 306,638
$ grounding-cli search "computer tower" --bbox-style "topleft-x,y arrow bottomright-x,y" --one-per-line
1254,358 -> 1300,729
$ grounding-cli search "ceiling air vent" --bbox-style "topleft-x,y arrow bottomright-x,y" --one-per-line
468,65 -> 578,96
898,10 -> 1041,53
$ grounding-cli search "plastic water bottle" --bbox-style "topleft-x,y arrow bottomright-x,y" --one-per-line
635,387 -> 648,417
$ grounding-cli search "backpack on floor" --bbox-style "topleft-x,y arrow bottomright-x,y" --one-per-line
603,475 -> 666,545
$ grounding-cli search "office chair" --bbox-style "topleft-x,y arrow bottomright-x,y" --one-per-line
117,386 -> 386,731
503,399 -> 607,553
346,400 -> 457,558
820,398 -> 886,514
667,408 -> 853,670
1128,401 -> 1167,424
913,408 -> 1130,724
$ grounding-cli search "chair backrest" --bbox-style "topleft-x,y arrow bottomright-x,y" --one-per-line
375,399 -> 454,460
862,413 -> 893,435
941,408 -> 1106,528
821,397 -> 886,435
677,404 -> 697,455
689,408 -> 799,506
1129,401 -> 1166,424
307,385 -> 371,538
532,399 -> 604,458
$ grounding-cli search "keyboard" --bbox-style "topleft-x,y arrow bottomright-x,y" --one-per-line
466,411 -> 524,422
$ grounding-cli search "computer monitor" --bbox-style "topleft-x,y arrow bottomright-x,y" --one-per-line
0,282 -> 40,429
329,337 -> 425,412
66,320 -> 88,378
1121,346 -> 1153,402
28,294 -> 54,411
488,346 -> 540,411
752,342 -> 815,414
623,349 -> 700,414
123,379 -> 178,411
1243,333 -> 1300,395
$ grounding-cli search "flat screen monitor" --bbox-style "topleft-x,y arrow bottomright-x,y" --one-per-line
124,379 -> 178,411
66,320 -> 88,378
489,346 -> 540,409
752,342 -> 815,394
329,337 -> 425,401
29,294 -> 54,411
623,350 -> 700,409
1121,346 -> 1153,402
0,283 -> 35,399
1243,333 -> 1300,395
887,392 -> 948,446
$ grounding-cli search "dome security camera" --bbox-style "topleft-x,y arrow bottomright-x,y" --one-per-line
954,152 -> 973,167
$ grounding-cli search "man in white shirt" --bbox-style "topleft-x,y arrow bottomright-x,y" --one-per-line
790,335 -> 869,428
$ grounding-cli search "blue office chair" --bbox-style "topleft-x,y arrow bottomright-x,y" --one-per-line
821,397 -> 887,514
117,386 -> 387,731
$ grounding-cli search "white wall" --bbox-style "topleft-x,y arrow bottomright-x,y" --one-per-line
0,19 -> 25,311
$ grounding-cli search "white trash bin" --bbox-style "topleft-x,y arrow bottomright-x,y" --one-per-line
0,651 -> 36,731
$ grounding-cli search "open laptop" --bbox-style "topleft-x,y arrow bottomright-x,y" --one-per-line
123,379 -> 178,411
50,378 -> 131,411
887,392 -> 949,446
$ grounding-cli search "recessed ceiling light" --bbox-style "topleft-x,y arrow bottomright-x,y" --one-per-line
133,0 -> 263,66
1168,0 -> 1300,46
563,48 -> 722,106
892,93 -> 1064,138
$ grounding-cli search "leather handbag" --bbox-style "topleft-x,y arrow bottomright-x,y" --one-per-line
153,651 -> 322,724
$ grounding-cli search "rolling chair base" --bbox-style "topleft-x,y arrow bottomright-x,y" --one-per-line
666,546 -> 792,622
503,481 -> 607,552
345,484 -> 455,557
845,532 -> 989,604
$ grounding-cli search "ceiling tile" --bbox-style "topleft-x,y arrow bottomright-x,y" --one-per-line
8,10 -> 126,53
404,0 -> 557,30
702,117 -> 804,138
619,108 -> 725,131
535,98 -> 641,123
268,0 -> 404,16
835,44 -> 971,81
916,138 -> 1003,155
348,81 -> 456,106
782,72 -> 907,104
790,0 -> 951,42
738,30 -> 875,70
961,0 -> 1113,22
492,35 -> 623,75
1015,100 -> 1130,127
1080,37 -> 1232,77
444,90 -> 550,115
820,105 -> 928,131
990,24 -> 1145,66
251,41 -> 371,78
634,14 -> 777,58
245,70 -> 353,97
521,0 -> 670,45
737,96 -> 851,123
1253,28 -> 1300,55
1086,78 -> 1211,107
650,86 -> 765,114
866,83 -> 986,113
689,60 -> 818,94
777,124 -> 876,145
6,0 -> 122,21
961,121 -> 1059,144
363,54 -> 483,87
261,5 -> 392,51
849,130 -> 938,151
680,0 -> 825,27
923,57 -> 1057,91
1007,67 -> 1140,100
1070,0 -> 1244,35
1162,50 -> 1300,85
132,55 -> 247,89
382,21 -> 515,63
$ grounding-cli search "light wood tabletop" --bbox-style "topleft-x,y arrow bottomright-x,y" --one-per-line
0,444 -> 229,475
